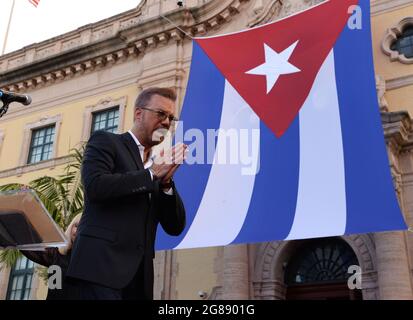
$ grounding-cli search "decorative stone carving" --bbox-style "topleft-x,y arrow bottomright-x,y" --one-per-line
382,17 -> 413,64
0,0 -> 252,93
376,75 -> 389,112
253,234 -> 377,299
7,55 -> 25,70
91,26 -> 114,42
120,16 -> 144,31
371,0 -> 413,15
278,0 -> 324,19
382,111 -> 412,150
248,0 -> 283,27
381,111 -> 413,212
36,45 -> 56,60
62,37 -> 82,52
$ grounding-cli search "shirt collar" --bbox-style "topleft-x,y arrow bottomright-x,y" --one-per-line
128,130 -> 153,167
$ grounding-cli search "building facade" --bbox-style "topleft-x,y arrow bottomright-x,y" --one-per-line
0,0 -> 413,300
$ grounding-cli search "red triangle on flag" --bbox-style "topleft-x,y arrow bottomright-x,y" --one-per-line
195,0 -> 359,137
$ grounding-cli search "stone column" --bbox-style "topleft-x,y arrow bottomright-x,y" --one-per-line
0,266 -> 11,300
378,112 -> 413,299
222,244 -> 250,300
153,250 -> 176,300
374,231 -> 413,299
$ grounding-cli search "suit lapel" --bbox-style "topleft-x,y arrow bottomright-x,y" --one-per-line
120,132 -> 144,170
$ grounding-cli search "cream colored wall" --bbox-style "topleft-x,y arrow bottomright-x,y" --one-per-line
0,267 -> 11,299
34,275 -> 48,300
0,84 -> 137,173
371,5 -> 413,115
0,85 -> 139,299
175,247 -> 219,300
387,85 -> 413,112
1,0 -> 413,301
0,166 -> 66,185
372,6 -> 413,79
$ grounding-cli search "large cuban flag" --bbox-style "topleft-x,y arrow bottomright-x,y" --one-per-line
156,0 -> 407,250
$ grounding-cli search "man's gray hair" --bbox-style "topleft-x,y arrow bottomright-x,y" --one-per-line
135,87 -> 177,109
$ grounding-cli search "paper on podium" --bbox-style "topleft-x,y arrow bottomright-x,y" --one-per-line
0,189 -> 68,250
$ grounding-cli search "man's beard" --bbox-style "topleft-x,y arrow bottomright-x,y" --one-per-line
151,128 -> 169,144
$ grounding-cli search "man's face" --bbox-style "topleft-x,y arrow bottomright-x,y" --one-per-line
135,94 -> 176,147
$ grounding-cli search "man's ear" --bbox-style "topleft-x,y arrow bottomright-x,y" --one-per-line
134,107 -> 142,122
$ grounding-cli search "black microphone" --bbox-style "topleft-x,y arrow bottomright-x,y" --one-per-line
0,90 -> 32,106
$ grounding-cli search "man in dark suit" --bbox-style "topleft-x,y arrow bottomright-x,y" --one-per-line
67,87 -> 187,300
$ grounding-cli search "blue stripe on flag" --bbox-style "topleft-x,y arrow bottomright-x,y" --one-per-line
334,1 -> 407,234
155,42 -> 226,250
232,116 -> 300,244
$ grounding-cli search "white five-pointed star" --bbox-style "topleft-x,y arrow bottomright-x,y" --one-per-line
246,41 -> 301,94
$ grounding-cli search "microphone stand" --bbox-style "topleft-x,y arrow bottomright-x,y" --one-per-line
0,102 -> 10,119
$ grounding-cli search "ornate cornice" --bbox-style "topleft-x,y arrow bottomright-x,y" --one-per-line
371,0 -> 413,16
0,0 -> 250,92
248,0 -> 283,27
381,111 -> 413,152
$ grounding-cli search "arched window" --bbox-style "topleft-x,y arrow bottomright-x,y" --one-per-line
284,237 -> 361,300
285,237 -> 358,285
391,26 -> 413,59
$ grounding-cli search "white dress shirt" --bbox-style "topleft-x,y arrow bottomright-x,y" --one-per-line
128,130 -> 173,195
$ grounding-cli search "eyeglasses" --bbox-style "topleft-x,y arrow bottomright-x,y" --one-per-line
139,107 -> 178,122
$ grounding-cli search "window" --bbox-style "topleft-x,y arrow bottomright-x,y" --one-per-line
6,256 -> 34,300
27,125 -> 55,164
91,107 -> 119,134
284,238 -> 362,300
382,18 -> 413,64
81,97 -> 127,142
391,26 -> 413,59
285,237 -> 359,285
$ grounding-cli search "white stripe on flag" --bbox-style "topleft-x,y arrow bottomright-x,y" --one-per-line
285,50 -> 347,240
175,81 -> 260,249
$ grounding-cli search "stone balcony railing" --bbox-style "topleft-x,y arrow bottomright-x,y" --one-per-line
0,5 -> 146,76
0,0 -> 399,91
0,0 -> 250,91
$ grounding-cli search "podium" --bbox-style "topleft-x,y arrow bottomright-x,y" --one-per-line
0,189 -> 68,250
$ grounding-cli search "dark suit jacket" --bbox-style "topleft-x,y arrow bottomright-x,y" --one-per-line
66,131 -> 186,299
21,248 -> 80,300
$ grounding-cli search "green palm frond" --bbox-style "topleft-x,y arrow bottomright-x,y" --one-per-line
61,146 -> 84,228
35,266 -> 49,285
29,176 -> 66,227
0,183 -> 26,192
0,145 -> 85,267
0,249 -> 21,269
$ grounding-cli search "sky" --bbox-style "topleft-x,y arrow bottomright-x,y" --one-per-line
0,0 -> 141,55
